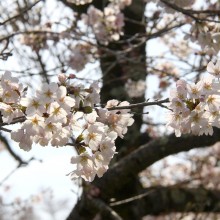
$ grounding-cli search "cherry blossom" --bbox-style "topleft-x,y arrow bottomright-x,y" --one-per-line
0,71 -> 135,181
207,60 -> 220,78
68,43 -> 96,72
109,0 -> 132,9
11,129 -> 33,152
70,150 -> 96,182
57,86 -> 75,112
83,1 -> 127,45
98,100 -> 134,138
125,79 -> 146,98
93,151 -> 109,178
20,97 -> 46,116
167,61 -> 220,137
37,82 -> 58,104
84,122 -> 106,151
46,102 -> 68,124
67,0 -> 93,5
0,103 -> 23,123
22,114 -> 45,135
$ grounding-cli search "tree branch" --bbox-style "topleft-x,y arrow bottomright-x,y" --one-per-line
93,128 -> 220,198
160,0 -> 220,23
112,186 -> 220,215
0,0 -> 43,26
0,133 -> 26,165
67,128 -> 220,219
107,98 -> 169,111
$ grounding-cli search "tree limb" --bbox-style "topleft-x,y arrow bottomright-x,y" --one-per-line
67,128 -> 220,219
0,0 -> 43,26
112,186 -> 220,215
0,133 -> 26,165
93,128 -> 220,198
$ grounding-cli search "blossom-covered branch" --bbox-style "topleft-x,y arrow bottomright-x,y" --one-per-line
0,71 -> 134,182
107,98 -> 169,110
167,60 -> 220,137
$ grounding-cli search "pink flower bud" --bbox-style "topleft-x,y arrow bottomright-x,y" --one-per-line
176,79 -> 187,90
58,73 -> 67,83
68,74 -> 76,79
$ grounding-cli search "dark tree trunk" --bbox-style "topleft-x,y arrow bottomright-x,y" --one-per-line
61,0 -> 150,219
59,1 -> 220,219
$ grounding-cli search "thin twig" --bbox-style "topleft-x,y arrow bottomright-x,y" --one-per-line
0,157 -> 42,187
110,190 -> 154,207
107,98 -> 170,111
0,116 -> 26,127
160,0 -> 220,23
91,197 -> 123,220
0,127 -> 12,132
0,133 -> 25,164
0,0 -> 42,26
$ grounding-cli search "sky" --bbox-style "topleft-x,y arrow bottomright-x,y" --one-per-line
0,134 -> 81,219
0,0 -> 104,218
0,1 -> 82,219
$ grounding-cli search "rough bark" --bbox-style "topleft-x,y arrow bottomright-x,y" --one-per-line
67,185 -> 220,219
97,2 -> 148,218
58,1 -> 220,219
113,186 -> 220,216
141,186 -> 220,215
67,128 -> 220,219
60,1 -> 151,219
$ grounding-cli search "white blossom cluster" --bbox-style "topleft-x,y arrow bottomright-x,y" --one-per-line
186,22 -> 220,55
125,79 -> 146,98
82,0 -> 132,45
108,0 -> 132,9
0,71 -> 134,182
167,61 -> 220,137
19,24 -> 54,51
67,0 -> 93,5
67,0 -> 132,7
68,43 -> 97,72
20,33 -> 48,51
71,100 -> 134,181
155,0 -> 195,11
